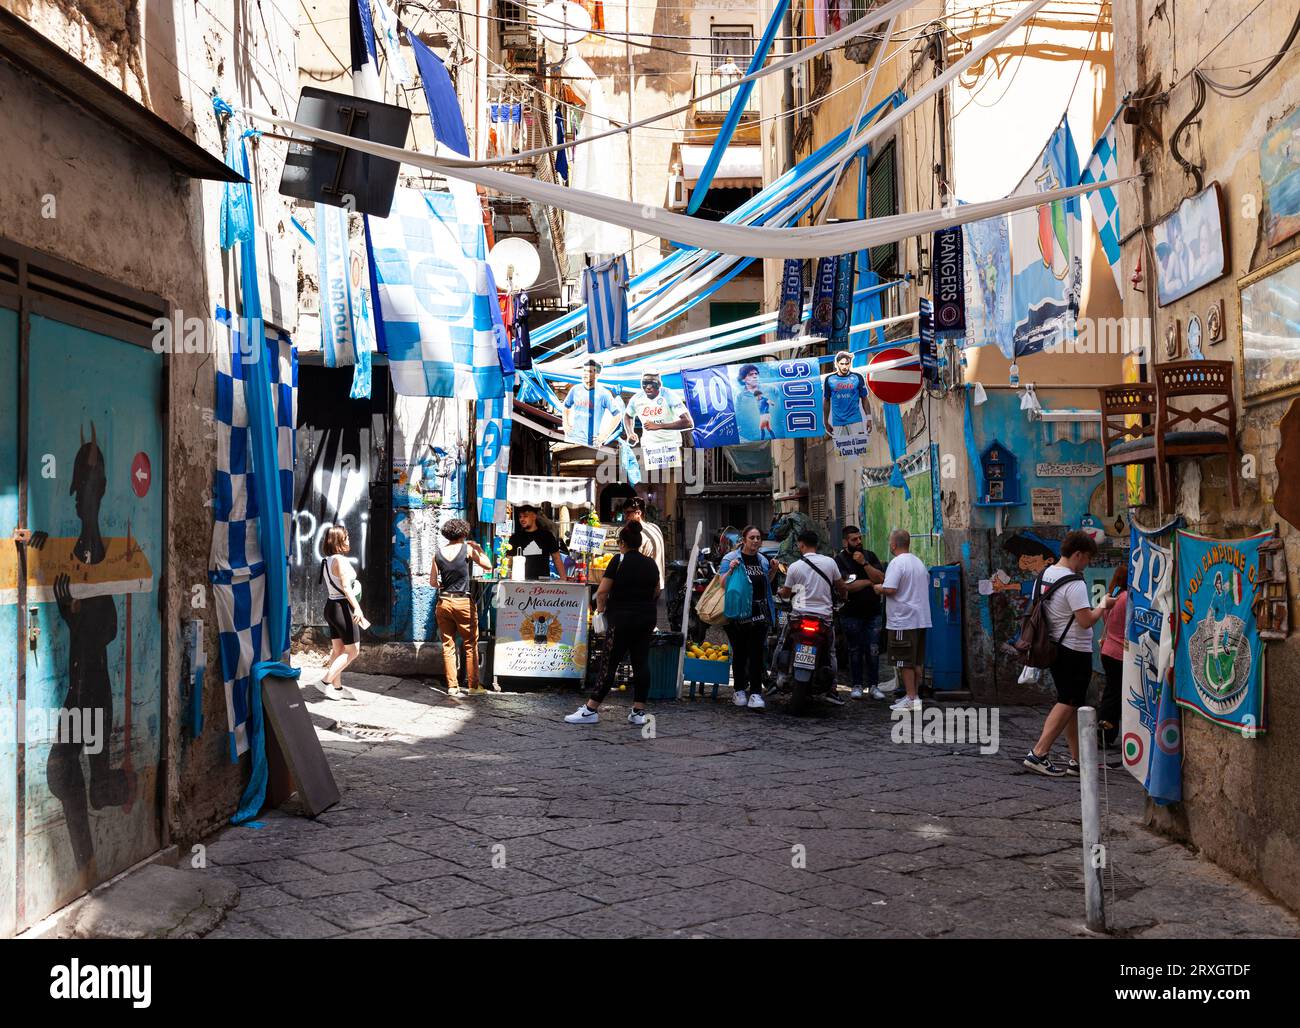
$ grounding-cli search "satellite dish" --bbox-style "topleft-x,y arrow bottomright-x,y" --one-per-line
537,1 -> 592,46
488,237 -> 541,291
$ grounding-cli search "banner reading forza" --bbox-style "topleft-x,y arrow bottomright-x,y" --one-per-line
1174,530 -> 1270,734
494,581 -> 590,679
1122,518 -> 1182,802
682,358 -> 825,447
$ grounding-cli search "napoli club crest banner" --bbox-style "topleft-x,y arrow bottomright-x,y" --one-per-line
776,259 -> 804,340
808,256 -> 838,338
1174,530 -> 1270,735
682,359 -> 825,447
1122,517 -> 1182,802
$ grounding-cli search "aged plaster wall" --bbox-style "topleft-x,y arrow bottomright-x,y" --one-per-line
1,0 -> 300,867
1113,0 -> 1300,913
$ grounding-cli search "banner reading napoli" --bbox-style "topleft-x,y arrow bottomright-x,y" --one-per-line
831,252 -> 854,349
963,214 -> 1013,357
1010,118 -> 1082,357
1174,530 -> 1270,735
809,256 -> 837,338
682,359 -> 824,448
1122,517 -> 1181,792
369,186 -> 504,399
476,392 -> 512,526
776,258 -> 804,340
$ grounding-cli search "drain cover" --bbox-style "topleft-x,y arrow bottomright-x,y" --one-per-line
647,738 -> 737,757
1037,853 -> 1143,899
332,722 -> 399,742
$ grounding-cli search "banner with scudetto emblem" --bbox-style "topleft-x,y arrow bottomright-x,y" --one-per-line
1174,530 -> 1271,736
494,581 -> 590,679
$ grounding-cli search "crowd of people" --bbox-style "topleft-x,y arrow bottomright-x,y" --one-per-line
312,506 -> 1128,787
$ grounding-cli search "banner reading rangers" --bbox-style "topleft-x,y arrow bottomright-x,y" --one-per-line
494,580 -> 590,680
1122,517 -> 1181,795
1174,530 -> 1270,735
682,359 -> 825,447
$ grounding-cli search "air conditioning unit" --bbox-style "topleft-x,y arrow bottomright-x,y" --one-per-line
667,171 -> 688,210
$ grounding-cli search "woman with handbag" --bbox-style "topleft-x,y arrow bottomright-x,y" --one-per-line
319,525 -> 370,700
431,518 -> 493,696
564,522 -> 661,726
718,525 -> 776,710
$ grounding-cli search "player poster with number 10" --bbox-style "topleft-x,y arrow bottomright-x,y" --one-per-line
681,359 -> 825,447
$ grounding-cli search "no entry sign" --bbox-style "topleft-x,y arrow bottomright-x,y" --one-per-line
866,347 -> 923,405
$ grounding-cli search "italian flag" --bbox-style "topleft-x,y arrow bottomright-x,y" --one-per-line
1230,571 -> 1244,605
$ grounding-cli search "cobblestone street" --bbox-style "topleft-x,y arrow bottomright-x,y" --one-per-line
200,671 -> 1300,940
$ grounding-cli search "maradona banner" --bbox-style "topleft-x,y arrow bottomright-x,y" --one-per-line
681,358 -> 825,447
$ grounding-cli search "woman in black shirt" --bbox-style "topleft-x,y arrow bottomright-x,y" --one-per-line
564,522 -> 661,727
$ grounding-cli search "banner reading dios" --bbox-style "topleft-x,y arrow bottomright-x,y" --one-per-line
682,358 -> 825,448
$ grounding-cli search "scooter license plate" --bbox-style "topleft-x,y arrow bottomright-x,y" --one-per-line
793,644 -> 817,668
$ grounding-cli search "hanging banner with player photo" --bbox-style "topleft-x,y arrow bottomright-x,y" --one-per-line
824,352 -> 872,457
625,375 -> 689,470
1123,517 -> 1182,801
1174,530 -> 1270,735
494,580 -> 590,679
682,359 -> 825,448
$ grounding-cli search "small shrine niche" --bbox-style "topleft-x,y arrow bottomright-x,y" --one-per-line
1255,534 -> 1290,641
978,440 -> 1022,507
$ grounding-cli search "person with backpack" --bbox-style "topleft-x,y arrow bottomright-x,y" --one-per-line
779,529 -> 848,704
718,525 -> 777,710
1022,531 -> 1115,777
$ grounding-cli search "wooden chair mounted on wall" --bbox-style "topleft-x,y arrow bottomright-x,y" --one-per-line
1099,382 -> 1156,515
1097,361 -> 1241,516
1153,360 -> 1240,513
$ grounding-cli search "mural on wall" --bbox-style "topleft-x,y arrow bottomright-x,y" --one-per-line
6,316 -> 163,924
1174,530 -> 1271,734
860,445 -> 941,567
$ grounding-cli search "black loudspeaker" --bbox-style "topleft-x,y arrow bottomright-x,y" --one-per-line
278,87 -> 412,217
261,673 -> 340,817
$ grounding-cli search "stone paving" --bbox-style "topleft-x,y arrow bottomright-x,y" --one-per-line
201,668 -> 1300,939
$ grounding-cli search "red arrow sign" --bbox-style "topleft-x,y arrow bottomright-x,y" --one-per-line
131,452 -> 151,498
866,347 -> 923,405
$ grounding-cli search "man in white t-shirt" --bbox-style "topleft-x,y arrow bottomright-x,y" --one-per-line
874,529 -> 932,712
1023,531 -> 1115,778
778,529 -> 848,703
623,373 -> 693,465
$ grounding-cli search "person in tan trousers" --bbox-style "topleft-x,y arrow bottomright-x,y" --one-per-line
430,519 -> 492,696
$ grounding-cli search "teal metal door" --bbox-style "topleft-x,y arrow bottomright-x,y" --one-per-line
17,314 -> 164,928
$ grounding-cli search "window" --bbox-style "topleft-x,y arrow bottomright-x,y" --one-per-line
711,25 -> 754,69
867,140 -> 898,276
834,482 -> 846,529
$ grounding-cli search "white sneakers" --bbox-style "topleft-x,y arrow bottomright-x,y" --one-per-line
563,704 -> 650,727
890,695 -> 921,711
850,687 -> 864,700
869,686 -> 891,701
733,690 -> 749,707
747,692 -> 765,710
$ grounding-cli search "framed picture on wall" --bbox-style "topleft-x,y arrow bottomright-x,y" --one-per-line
1240,245 -> 1300,403
1261,106 -> 1300,247
1153,182 -> 1229,306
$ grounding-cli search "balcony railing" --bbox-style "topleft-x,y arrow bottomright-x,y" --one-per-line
692,67 -> 759,119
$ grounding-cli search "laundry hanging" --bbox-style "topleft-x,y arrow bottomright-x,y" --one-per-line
561,52 -> 628,256
582,255 -> 629,353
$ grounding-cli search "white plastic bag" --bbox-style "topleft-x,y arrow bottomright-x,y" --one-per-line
1017,664 -> 1043,685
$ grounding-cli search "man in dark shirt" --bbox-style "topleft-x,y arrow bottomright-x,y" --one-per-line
835,525 -> 886,699
509,505 -> 567,580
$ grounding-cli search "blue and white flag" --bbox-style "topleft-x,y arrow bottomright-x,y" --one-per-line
372,0 -> 413,86
809,255 -> 838,338
1080,113 -> 1123,292
370,187 -> 505,399
350,0 -> 382,100
316,203 -> 358,370
476,392 -> 513,525
831,252 -> 854,349
776,258 -> 803,340
583,255 -> 629,353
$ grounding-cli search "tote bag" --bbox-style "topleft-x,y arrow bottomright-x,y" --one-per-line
697,574 -> 729,626
724,562 -> 754,619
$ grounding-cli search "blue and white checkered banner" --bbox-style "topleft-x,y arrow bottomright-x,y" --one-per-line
370,186 -> 505,399
476,391 -> 513,525
582,255 -> 629,353
209,309 -> 297,760
1080,111 -> 1123,293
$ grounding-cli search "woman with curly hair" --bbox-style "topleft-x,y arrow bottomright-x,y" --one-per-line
564,521 -> 661,726
431,518 -> 492,696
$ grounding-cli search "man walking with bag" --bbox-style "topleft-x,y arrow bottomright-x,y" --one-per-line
1021,531 -> 1115,777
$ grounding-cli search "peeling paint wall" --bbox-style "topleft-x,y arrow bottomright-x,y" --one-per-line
1114,0 -> 1300,913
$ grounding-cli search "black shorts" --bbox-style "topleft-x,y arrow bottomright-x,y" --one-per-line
324,598 -> 360,644
1050,645 -> 1093,707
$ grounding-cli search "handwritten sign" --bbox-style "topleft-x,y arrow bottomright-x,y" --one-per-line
1030,487 -> 1064,522
568,523 -> 606,552
494,581 -> 590,679
1036,462 -> 1101,478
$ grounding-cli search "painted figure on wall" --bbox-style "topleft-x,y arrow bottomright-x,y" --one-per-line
31,425 -> 135,875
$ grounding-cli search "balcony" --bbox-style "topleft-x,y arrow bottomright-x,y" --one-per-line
691,65 -> 759,122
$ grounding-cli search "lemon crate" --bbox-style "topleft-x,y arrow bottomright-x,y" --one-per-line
682,656 -> 731,685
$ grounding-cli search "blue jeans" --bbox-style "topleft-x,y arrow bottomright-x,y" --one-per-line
839,614 -> 882,690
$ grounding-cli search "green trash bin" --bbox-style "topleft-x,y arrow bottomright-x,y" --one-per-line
647,631 -> 684,701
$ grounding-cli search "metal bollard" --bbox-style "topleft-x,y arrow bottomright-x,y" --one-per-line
1077,705 -> 1107,933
